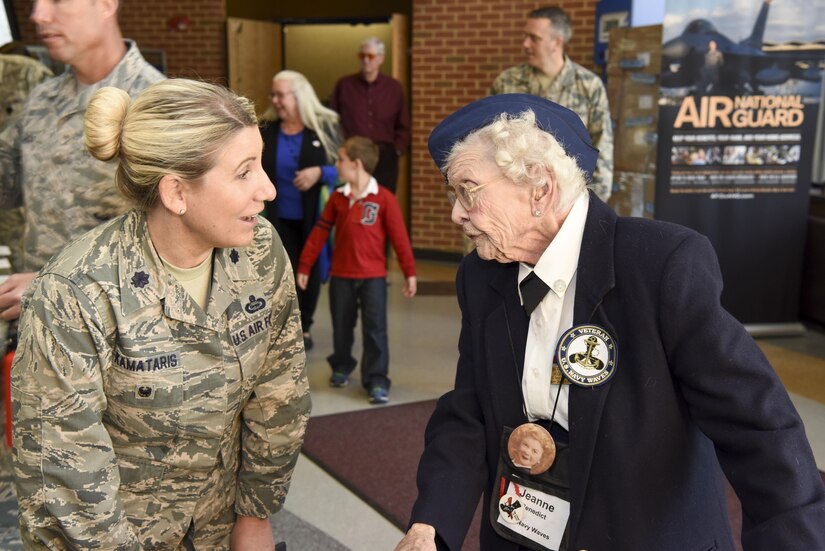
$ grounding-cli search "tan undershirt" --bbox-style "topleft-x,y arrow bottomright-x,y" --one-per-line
160,253 -> 213,311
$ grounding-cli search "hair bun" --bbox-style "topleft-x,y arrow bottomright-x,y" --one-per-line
85,87 -> 131,161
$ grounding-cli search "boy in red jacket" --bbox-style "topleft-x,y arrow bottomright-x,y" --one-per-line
297,136 -> 416,404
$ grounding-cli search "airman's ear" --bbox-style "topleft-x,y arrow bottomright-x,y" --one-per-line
157,174 -> 188,216
99,0 -> 119,19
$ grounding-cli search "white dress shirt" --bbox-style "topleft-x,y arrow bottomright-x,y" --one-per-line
518,192 -> 589,429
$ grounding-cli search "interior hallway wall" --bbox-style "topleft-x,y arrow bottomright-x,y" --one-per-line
409,0 -> 599,255
283,22 -> 393,105
11,0 -> 600,257
227,0 -> 410,20
12,0 -> 228,82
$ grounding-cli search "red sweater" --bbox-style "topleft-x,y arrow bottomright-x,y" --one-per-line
298,180 -> 416,279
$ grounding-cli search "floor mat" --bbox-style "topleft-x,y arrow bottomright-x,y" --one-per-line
300,399 -> 481,551
301,400 -> 825,551
301,400 -> 436,530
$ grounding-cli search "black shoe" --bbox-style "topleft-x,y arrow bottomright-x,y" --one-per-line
329,372 -> 349,387
369,386 -> 389,405
303,333 -> 313,351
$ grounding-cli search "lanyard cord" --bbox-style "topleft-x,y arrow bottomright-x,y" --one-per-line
503,304 -> 563,427
549,368 -> 563,425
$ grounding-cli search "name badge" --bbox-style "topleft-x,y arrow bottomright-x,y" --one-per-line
492,426 -> 570,551
497,480 -> 570,550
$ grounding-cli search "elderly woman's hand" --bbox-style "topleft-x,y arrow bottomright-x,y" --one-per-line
394,523 -> 437,551
293,166 -> 322,191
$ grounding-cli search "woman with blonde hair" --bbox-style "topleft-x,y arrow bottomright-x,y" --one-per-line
261,69 -> 342,351
11,78 -> 310,551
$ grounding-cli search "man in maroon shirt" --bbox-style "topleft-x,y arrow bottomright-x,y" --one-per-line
331,37 -> 410,194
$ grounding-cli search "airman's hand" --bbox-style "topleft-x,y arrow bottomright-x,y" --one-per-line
0,272 -> 36,321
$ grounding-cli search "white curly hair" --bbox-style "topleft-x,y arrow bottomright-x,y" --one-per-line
445,109 -> 586,216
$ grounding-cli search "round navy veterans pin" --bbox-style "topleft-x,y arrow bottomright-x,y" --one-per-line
555,325 -> 617,387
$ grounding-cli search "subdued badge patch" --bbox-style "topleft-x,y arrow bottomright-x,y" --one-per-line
244,295 -> 266,314
135,385 -> 154,399
131,271 -> 150,288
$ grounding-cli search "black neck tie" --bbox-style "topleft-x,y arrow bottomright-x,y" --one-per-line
520,271 -> 550,316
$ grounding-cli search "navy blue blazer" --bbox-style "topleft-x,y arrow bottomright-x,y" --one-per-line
410,193 -> 825,550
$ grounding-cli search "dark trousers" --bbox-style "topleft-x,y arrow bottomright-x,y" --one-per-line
327,276 -> 390,390
373,143 -> 400,194
277,217 -> 321,334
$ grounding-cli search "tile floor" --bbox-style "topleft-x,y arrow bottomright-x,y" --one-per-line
281,261 -> 825,550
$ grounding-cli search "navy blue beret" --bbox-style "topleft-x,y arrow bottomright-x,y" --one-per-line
427,94 -> 599,182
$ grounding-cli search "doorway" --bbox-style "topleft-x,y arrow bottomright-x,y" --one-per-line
227,15 -> 411,223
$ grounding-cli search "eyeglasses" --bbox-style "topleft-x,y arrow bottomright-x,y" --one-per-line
268,91 -> 292,100
445,178 -> 498,210
358,52 -> 380,61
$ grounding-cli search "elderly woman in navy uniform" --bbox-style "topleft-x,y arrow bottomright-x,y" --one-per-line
395,94 -> 825,551
11,79 -> 310,550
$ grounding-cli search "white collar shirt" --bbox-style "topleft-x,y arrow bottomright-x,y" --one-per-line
338,177 -> 379,206
518,192 -> 589,429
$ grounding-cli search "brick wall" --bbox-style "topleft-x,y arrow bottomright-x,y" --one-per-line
11,0 -> 599,255
120,0 -> 227,82
410,0 -> 599,255
12,0 -> 227,82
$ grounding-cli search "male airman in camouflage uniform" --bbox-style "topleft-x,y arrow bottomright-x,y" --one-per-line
0,49 -> 53,273
491,6 -> 613,202
0,41 -> 162,272
0,0 -> 164,322
12,209 -> 311,549
0,46 -> 53,488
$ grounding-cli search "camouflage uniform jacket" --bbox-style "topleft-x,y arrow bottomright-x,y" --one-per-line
11,210 -> 311,550
0,54 -> 54,129
0,41 -> 164,272
491,57 -> 614,201
0,54 -> 53,272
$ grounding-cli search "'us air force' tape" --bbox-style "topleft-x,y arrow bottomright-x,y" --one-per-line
555,324 -> 617,387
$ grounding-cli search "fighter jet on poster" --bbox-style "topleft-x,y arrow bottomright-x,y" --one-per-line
661,0 -> 825,95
